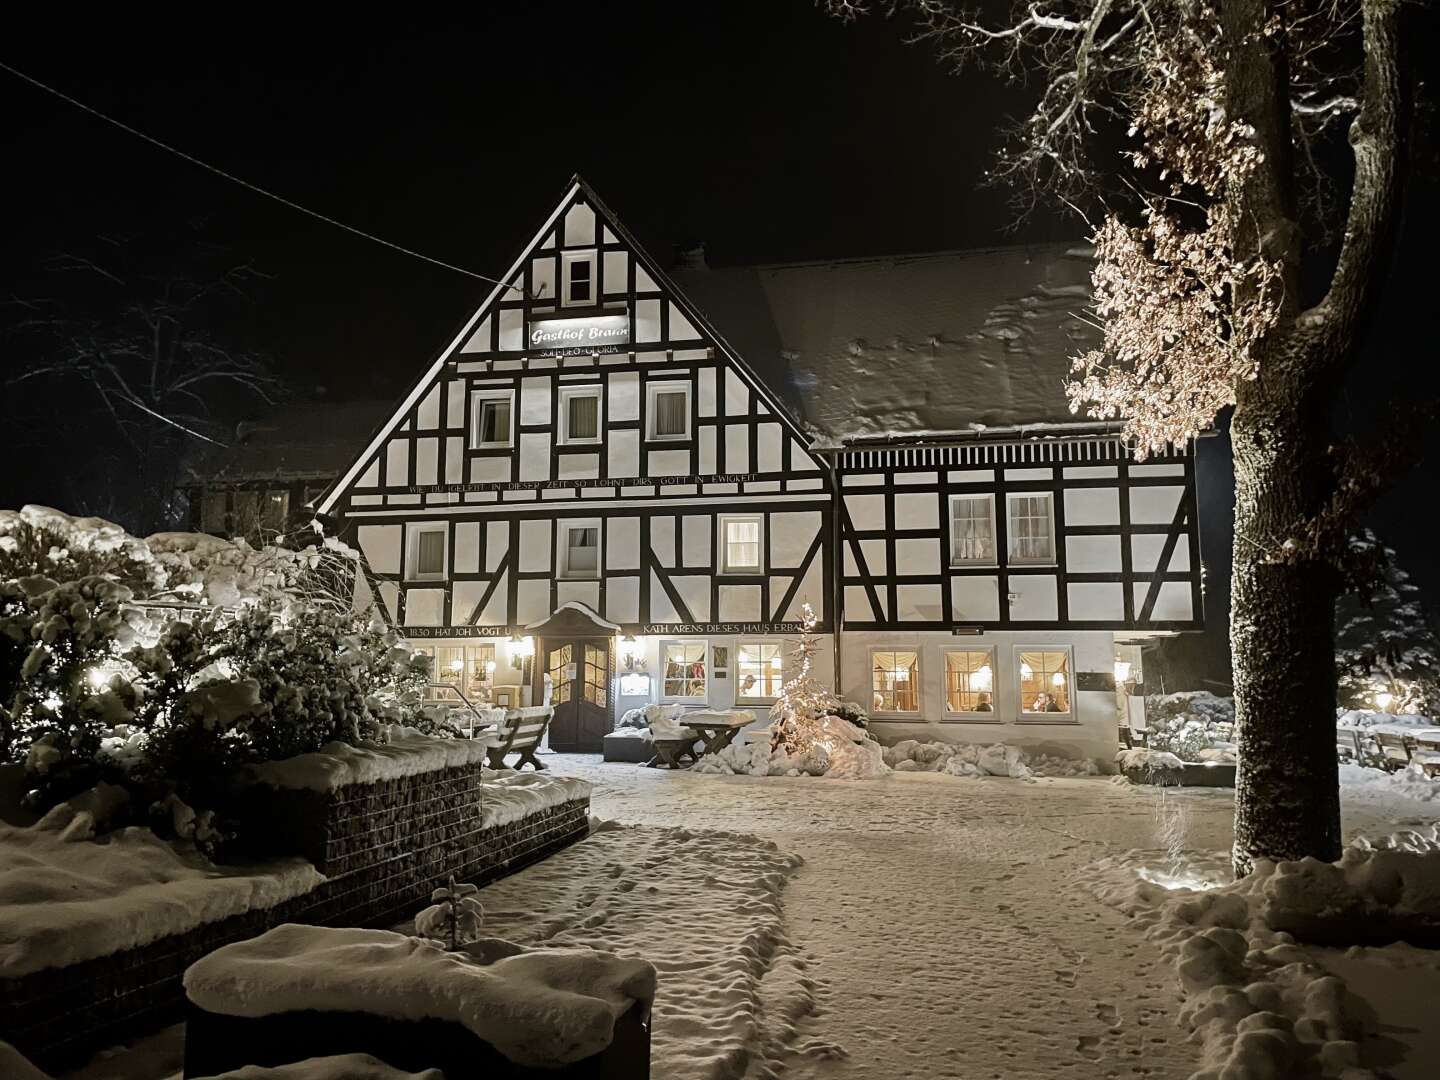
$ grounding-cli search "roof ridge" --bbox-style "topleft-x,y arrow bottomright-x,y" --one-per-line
693,239 -> 1090,274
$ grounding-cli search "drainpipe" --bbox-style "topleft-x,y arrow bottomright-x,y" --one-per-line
819,449 -> 844,699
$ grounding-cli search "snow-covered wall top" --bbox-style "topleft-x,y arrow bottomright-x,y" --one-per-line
243,727 -> 498,792
183,923 -> 656,1067
0,823 -> 322,978
678,243 -> 1096,441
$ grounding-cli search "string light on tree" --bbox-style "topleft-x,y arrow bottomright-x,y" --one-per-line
768,602 -> 842,756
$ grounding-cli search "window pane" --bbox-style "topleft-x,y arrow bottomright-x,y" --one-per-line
1019,650 -> 1070,713
567,258 -> 592,303
871,650 -> 919,713
417,531 -> 445,575
945,650 -> 995,713
951,496 -> 994,563
567,394 -> 599,440
663,643 -> 706,697
1008,495 -> 1054,563
653,390 -> 687,437
725,519 -> 761,570
262,491 -> 289,532
567,527 -> 599,573
234,491 -> 259,535
478,398 -> 511,445
737,642 -> 783,698
201,491 -> 227,533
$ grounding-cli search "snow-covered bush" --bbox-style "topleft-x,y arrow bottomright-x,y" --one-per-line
1144,691 -> 1235,761
884,739 -> 1104,779
415,876 -> 486,950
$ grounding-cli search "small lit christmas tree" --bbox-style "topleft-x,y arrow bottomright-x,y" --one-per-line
769,603 -> 842,755
414,875 -> 485,951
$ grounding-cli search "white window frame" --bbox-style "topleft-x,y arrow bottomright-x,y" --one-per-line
1014,645 -> 1076,723
561,251 -> 596,307
718,514 -> 765,575
558,385 -> 603,445
646,381 -> 691,441
1006,491 -> 1057,567
558,518 -> 602,580
470,389 -> 515,449
869,646 -> 922,719
942,646 -> 998,721
406,524 -> 448,582
949,494 -> 998,567
660,639 -> 709,703
736,640 -> 785,704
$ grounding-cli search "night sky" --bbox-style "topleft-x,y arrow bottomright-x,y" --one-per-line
3,2 -> 1436,640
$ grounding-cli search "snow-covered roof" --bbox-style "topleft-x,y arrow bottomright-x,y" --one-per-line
184,399 -> 394,484
674,243 -> 1097,442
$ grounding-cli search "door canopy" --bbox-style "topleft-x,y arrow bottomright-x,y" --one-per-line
525,600 -> 622,638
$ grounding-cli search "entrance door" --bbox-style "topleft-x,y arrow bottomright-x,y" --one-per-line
546,637 -> 612,753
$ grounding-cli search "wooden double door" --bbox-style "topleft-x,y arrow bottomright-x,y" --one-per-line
544,636 -> 612,753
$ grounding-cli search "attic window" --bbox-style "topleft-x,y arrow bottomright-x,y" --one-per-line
562,252 -> 595,307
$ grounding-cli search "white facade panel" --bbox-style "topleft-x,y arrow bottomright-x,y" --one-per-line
608,429 -> 640,478
895,538 -> 941,574
846,493 -> 885,530
718,584 -> 763,621
415,438 -> 438,486
1067,582 -> 1125,621
454,522 -> 480,574
606,575 -> 640,622
648,449 -> 688,476
610,372 -> 640,420
897,583 -> 943,621
1064,488 -> 1120,526
404,588 -> 444,626
673,575 -> 710,621
1066,535 -> 1123,573
725,425 -> 749,473
682,515 -> 710,567
357,524 -> 402,576
770,512 -> 821,568
1131,533 -> 1191,573
452,580 -> 486,624
607,517 -> 640,570
1130,486 -> 1184,524
518,433 -> 550,480
470,456 -> 511,483
515,578 -> 549,623
385,440 -> 408,487
894,492 -> 938,529
1008,575 -> 1059,621
518,520 -> 551,572
557,454 -> 600,480
951,576 -> 1001,622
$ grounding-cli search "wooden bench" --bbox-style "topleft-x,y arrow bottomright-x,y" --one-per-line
1373,730 -> 1413,772
486,707 -> 554,771
1336,725 -> 1365,763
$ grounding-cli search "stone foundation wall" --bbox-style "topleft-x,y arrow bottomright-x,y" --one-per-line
0,762 -> 589,1072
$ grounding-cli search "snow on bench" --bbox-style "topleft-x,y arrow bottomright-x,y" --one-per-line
183,923 -> 656,1069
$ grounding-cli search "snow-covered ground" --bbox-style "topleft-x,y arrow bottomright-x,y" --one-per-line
58,752 -> 1440,1080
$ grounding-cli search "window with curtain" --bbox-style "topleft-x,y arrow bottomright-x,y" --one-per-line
649,386 -> 689,439
662,642 -> 707,699
871,649 -> 920,713
722,516 -> 762,573
1018,649 -> 1072,715
950,494 -> 996,565
564,390 -> 601,442
737,642 -> 784,700
564,525 -> 600,577
1007,493 -> 1055,565
471,392 -> 514,448
945,649 -> 996,714
413,529 -> 445,577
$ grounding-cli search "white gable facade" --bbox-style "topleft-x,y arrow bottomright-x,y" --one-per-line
319,180 -> 1201,760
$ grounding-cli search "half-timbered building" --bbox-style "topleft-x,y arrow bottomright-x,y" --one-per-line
316,178 -> 1203,759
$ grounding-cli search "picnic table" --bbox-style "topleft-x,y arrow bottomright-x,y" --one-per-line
643,709 -> 756,768
682,710 -> 756,757
1337,721 -> 1440,776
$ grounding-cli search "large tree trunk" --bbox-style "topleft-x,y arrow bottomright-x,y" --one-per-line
1230,370 -> 1342,877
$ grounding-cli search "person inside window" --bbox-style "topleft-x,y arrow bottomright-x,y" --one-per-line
1031,692 -> 1053,712
974,692 -> 993,713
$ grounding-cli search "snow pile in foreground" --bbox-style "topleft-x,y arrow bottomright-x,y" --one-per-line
195,1053 -> 443,1079
885,739 -> 1103,779
467,823 -> 809,1080
185,923 -> 655,1069
692,715 -> 888,779
1337,709 -> 1434,730
243,727 -> 496,792
481,770 -> 592,827
0,822 -> 322,978
1079,826 -> 1440,1078
0,1040 -> 48,1080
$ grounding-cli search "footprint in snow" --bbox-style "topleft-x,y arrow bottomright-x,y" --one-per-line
1055,969 -> 1077,987
1095,1002 -> 1120,1026
1075,1035 -> 1102,1059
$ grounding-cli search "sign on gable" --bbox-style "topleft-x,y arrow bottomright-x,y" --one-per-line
528,314 -> 629,355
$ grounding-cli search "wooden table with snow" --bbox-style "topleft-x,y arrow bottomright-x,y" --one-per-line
678,711 -> 755,758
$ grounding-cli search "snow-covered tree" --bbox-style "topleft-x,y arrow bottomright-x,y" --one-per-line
415,876 -> 486,951
769,603 -> 842,756
829,0 -> 1420,874
1335,531 -> 1440,716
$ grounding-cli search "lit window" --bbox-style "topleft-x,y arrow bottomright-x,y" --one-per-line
1007,493 -> 1055,565
944,649 -> 996,715
562,522 -> 600,578
471,391 -> 514,448
562,252 -> 595,306
560,388 -> 602,444
648,383 -> 690,440
261,490 -> 289,533
737,642 -> 784,701
720,515 -> 763,574
662,642 -> 707,700
410,527 -> 447,579
1017,649 -> 1072,716
950,494 -> 996,565
582,643 -> 608,708
871,649 -> 920,714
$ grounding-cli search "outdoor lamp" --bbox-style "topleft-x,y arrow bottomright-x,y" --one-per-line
1114,660 -> 1132,683
1374,691 -> 1395,711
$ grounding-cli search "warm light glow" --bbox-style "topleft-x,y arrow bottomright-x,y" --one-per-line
1052,671 -> 1066,687
973,664 -> 993,691
1020,661 -> 1034,679
1137,867 -> 1222,892
87,667 -> 111,690
510,635 -> 534,659
770,655 -> 783,670
485,660 -> 497,673
449,658 -> 465,672
1374,691 -> 1395,712
1114,660 -> 1132,683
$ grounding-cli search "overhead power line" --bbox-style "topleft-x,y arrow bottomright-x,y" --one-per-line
0,59 -> 517,290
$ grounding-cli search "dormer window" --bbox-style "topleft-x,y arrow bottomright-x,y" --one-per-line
562,252 -> 595,307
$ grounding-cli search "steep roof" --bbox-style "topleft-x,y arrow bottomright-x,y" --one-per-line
184,399 -> 394,483
673,242 -> 1098,443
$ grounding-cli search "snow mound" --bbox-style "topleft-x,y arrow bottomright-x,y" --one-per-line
1338,761 -> 1440,805
243,728 -> 497,792
195,1054 -> 443,1079
185,924 -> 656,1069
884,739 -> 1102,779
1080,825 -> 1440,1078
0,822 -> 322,978
0,1040 -> 48,1080
470,823 -> 807,1080
692,715 -> 888,779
